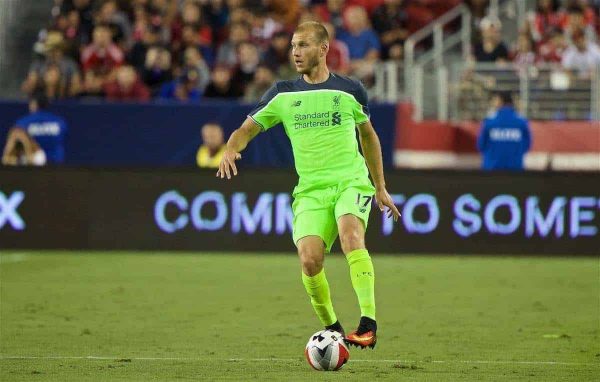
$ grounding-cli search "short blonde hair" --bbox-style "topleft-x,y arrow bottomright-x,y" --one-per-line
295,21 -> 329,44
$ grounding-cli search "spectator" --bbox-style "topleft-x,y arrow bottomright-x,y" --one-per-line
171,1 -> 213,48
244,65 -> 275,102
337,6 -> 381,81
322,22 -> 350,74
465,0 -> 490,39
175,24 -> 215,67
562,28 -> 600,78
104,65 -> 151,102
142,46 -> 173,93
202,0 -> 229,34
12,92 -> 68,165
228,6 -> 253,25
538,27 -> 568,62
231,41 -> 260,96
313,0 -> 346,30
196,122 -> 225,168
267,0 -> 301,28
158,68 -> 202,101
250,7 -> 283,49
2,128 -> 46,166
128,24 -> 162,72
204,66 -> 239,98
276,49 -> 299,80
54,9 -> 89,61
561,4 -> 597,43
262,31 -> 291,73
527,0 -> 562,43
80,23 -> 124,95
477,91 -> 531,171
371,0 -> 409,60
40,63 -> 69,100
473,16 -> 509,63
512,34 -> 536,68
22,31 -> 81,99
215,22 -> 251,67
183,47 -> 211,93
94,0 -> 133,49
59,0 -> 94,41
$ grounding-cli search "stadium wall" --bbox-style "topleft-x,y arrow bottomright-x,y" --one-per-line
394,103 -> 600,171
1,167 -> 598,255
0,100 -> 397,168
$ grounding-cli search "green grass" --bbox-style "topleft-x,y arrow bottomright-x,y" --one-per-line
0,252 -> 598,381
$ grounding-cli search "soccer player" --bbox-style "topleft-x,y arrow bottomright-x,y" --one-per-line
217,21 -> 400,349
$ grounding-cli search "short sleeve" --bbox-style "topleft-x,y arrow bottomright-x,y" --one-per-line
14,116 -> 29,128
59,117 -> 68,135
248,83 -> 281,131
368,31 -> 381,52
351,80 -> 370,124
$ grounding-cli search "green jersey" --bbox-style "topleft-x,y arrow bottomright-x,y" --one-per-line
249,73 -> 373,195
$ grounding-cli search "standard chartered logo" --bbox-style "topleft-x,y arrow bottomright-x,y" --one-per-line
332,112 -> 341,125
293,111 -> 342,129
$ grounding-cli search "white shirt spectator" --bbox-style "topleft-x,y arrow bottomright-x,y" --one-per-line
561,41 -> 600,76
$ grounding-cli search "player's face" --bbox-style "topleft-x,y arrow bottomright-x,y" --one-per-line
291,32 -> 323,74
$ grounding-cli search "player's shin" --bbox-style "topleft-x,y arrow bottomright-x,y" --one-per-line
302,269 -> 338,326
346,249 -> 376,320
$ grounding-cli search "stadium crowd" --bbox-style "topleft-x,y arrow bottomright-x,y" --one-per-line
471,0 -> 600,79
20,0 -> 600,103
22,0 -> 466,102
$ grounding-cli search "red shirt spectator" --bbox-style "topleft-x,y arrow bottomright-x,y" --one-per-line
104,65 -> 150,101
313,0 -> 347,30
81,24 -> 124,74
171,1 -> 213,47
537,28 -> 568,62
511,34 -> 536,67
323,22 -> 350,74
528,0 -> 563,43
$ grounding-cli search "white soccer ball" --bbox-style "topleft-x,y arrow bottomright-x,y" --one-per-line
304,329 -> 350,371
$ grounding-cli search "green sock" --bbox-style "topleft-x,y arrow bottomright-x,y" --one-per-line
346,249 -> 376,320
302,268 -> 337,326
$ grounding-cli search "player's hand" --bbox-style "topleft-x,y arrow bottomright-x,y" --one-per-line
216,149 -> 241,179
375,188 -> 400,222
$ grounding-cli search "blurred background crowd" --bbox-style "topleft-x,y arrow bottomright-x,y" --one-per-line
22,0 -> 598,104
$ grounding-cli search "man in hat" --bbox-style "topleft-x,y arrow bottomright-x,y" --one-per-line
21,30 -> 81,98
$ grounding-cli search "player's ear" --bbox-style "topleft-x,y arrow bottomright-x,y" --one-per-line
321,42 -> 329,57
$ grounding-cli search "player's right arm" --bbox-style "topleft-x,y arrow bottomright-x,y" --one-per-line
216,118 -> 261,179
217,82 -> 282,179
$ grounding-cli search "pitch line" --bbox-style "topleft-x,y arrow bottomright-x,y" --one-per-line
0,356 -> 596,366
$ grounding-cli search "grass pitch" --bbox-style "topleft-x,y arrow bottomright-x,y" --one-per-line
0,252 -> 598,381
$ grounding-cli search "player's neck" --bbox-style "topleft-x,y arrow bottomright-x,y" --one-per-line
303,65 -> 330,84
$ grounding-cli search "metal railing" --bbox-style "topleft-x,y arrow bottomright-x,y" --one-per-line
403,3 -> 472,104
454,63 -> 598,121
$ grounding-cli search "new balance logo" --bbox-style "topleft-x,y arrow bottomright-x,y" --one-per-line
291,100 -> 302,107
0,191 -> 25,230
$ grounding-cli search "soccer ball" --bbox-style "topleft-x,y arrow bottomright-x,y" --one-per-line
304,329 -> 350,371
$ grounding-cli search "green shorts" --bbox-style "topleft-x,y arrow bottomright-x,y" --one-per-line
292,179 -> 376,252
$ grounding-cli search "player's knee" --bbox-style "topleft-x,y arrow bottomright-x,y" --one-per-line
299,250 -> 323,276
339,230 -> 365,254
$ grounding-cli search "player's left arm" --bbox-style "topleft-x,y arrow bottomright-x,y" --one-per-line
357,120 -> 400,221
